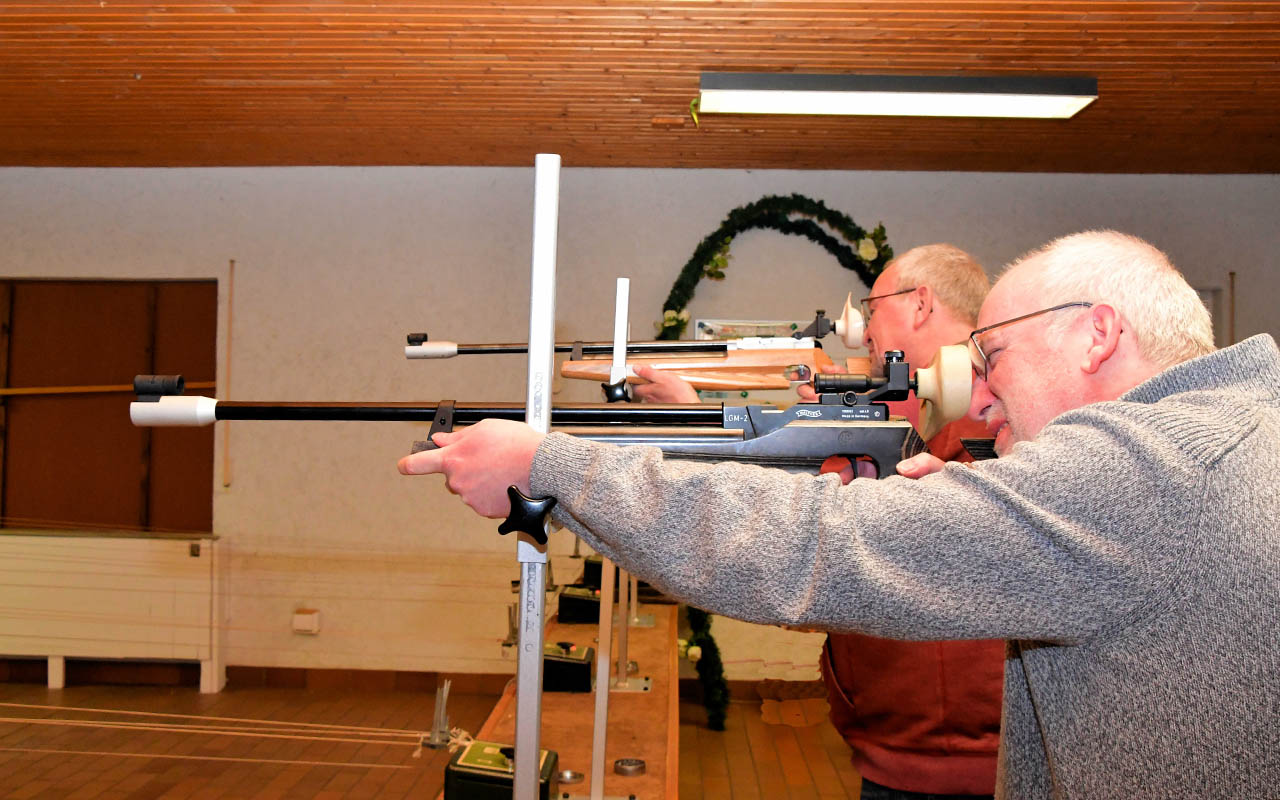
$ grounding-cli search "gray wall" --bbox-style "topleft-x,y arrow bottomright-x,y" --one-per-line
1,167 -> 1275,676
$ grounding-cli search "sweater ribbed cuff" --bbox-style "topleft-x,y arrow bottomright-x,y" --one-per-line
530,431 -> 598,500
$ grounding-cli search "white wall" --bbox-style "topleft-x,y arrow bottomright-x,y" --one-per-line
2,167 -> 1276,678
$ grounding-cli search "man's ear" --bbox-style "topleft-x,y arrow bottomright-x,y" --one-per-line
911,285 -> 934,329
1081,304 -> 1123,374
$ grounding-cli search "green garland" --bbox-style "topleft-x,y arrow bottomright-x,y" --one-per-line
686,606 -> 728,730
656,193 -> 893,339
662,194 -> 893,730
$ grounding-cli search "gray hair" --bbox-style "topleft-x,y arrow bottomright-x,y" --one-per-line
1004,230 -> 1215,369
890,244 -> 990,325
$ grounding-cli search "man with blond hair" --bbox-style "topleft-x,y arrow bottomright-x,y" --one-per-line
634,243 -> 1003,800
401,231 -> 1279,798
820,244 -> 1002,800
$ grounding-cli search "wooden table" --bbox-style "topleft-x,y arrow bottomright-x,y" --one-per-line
468,602 -> 679,799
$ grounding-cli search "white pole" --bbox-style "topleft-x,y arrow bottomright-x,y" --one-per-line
616,567 -> 630,688
586,275 -> 632,799
629,574 -> 640,625
588,556 -> 616,800
513,153 -> 560,800
609,278 -> 630,386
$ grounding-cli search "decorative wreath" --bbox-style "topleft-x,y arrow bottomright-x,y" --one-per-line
655,193 -> 894,339
663,194 -> 892,728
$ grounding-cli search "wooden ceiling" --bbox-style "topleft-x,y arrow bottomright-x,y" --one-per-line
2,2 -> 1278,172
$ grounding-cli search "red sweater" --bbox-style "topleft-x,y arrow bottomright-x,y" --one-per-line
821,412 -> 1004,795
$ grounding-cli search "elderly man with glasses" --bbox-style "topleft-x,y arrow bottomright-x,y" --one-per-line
400,230 -> 1278,799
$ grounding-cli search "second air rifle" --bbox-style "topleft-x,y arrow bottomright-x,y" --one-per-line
405,293 -> 870,393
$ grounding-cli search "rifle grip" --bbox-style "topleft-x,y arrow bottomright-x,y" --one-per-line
497,486 -> 556,545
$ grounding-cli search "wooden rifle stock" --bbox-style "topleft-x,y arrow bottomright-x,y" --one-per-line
560,347 -> 872,391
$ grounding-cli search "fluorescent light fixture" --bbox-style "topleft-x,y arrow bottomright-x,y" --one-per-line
698,73 -> 1097,119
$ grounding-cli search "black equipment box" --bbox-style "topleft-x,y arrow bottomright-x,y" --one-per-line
444,740 -> 559,800
556,583 -> 601,624
543,641 -> 594,692
582,555 -> 659,598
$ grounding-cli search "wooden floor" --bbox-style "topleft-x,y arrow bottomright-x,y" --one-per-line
678,698 -> 861,800
0,683 -> 860,799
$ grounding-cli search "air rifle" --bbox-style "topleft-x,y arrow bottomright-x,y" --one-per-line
405,293 -> 869,393
130,344 -> 972,523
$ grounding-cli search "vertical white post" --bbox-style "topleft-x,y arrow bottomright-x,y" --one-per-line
615,568 -> 631,688
609,278 -> 632,693
514,153 -> 560,800
586,275 -> 632,799
609,278 -> 630,386
629,574 -> 640,625
589,556 -> 616,800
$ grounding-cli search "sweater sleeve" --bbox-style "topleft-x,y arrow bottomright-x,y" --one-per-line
531,402 -> 1198,644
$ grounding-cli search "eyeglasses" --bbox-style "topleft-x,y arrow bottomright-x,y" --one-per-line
967,302 -> 1093,380
859,287 -> 917,322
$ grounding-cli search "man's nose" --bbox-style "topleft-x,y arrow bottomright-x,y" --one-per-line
968,372 -> 994,421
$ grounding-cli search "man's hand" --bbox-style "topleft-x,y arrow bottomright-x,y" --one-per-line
631,365 -> 700,404
795,361 -> 846,403
896,452 -> 946,479
397,418 -> 545,518
821,456 -> 877,484
819,451 -> 945,484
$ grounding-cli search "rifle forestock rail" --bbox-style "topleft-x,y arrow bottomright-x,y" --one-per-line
212,401 -> 721,426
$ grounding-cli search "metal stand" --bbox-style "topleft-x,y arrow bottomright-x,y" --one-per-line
586,554 -> 616,800
626,573 -> 655,628
572,278 -> 644,800
512,153 -> 560,800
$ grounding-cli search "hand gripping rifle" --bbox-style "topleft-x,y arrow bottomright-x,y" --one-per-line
130,343 -> 972,543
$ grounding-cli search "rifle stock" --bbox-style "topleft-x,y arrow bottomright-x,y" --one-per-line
560,348 -> 872,391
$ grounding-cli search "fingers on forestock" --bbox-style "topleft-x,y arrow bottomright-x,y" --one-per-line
896,454 -> 932,478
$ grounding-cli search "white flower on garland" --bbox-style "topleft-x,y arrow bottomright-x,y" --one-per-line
656,308 -> 691,333
858,237 -> 878,262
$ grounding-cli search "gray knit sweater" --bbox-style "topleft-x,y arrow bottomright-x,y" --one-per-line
531,334 -> 1280,799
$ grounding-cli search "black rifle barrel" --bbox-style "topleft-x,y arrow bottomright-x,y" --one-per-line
214,401 -> 722,425
452,341 -> 730,356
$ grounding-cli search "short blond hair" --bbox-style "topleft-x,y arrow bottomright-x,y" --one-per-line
889,244 -> 990,325
1005,230 -> 1215,369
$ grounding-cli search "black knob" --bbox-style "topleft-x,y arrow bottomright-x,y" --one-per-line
601,379 -> 632,403
497,486 -> 556,545
884,350 -> 905,363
